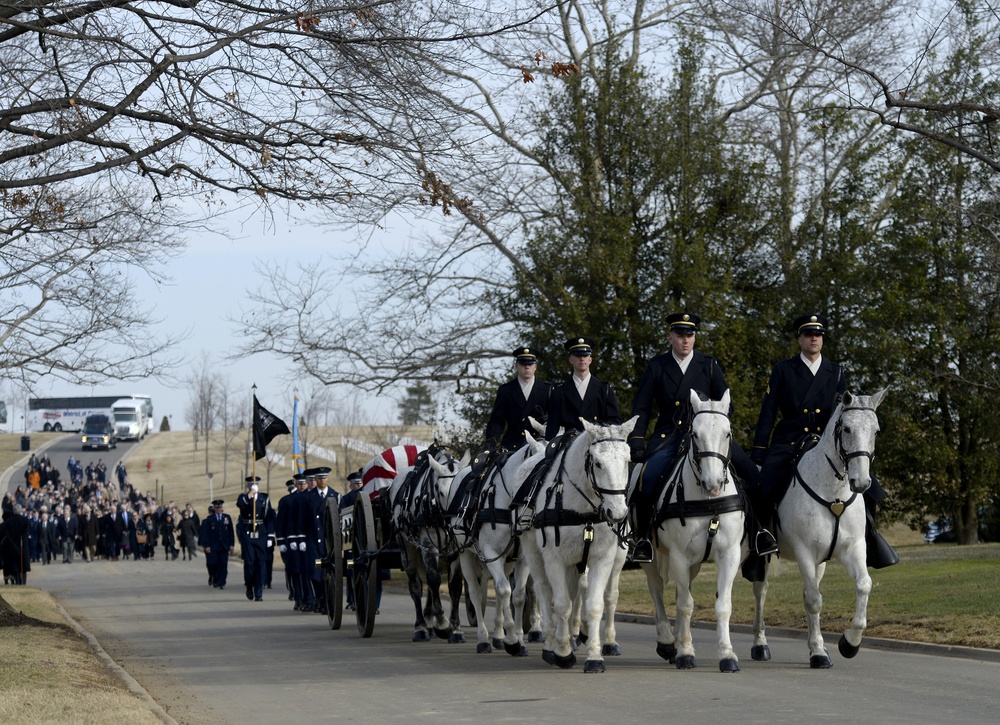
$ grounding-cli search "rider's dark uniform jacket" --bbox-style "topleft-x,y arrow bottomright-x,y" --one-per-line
751,354 -> 846,464
484,378 -> 553,450
628,350 -> 729,461
544,375 -> 621,440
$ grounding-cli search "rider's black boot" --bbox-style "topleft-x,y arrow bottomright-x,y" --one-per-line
865,504 -> 899,569
628,494 -> 654,563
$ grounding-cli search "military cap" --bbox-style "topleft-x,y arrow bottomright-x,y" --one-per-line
666,312 -> 700,334
512,346 -> 539,365
347,471 -> 363,485
794,313 -> 827,336
211,499 -> 224,507
313,466 -> 332,479
244,475 -> 261,485
303,468 -> 317,479
564,337 -> 594,356
285,479 -> 297,491
207,505 -> 215,513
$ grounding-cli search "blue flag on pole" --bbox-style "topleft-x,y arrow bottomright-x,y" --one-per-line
291,394 -> 304,474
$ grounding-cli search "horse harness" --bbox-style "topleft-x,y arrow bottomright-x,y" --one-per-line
654,409 -> 743,563
786,404 -> 877,563
531,435 -> 628,574
394,446 -> 459,558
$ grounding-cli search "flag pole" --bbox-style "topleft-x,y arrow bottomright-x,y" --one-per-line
251,383 -> 258,533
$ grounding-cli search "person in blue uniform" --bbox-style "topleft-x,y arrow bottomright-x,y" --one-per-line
307,467 -> 339,615
275,478 -> 297,601
544,337 -> 622,440
750,313 -> 897,575
236,477 -> 273,601
627,313 -> 776,562
278,474 -> 312,610
484,347 -> 553,451
199,499 -> 235,589
200,505 -> 215,585
338,470 -> 364,610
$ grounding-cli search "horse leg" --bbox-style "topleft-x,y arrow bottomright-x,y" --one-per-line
490,557 -> 523,656
838,543 -> 872,659
422,550 -> 451,639
715,542 -> 742,673
572,569 -> 588,648
522,536 -> 556,663
581,552 -> 617,673
751,572 -> 772,661
460,551 -> 491,652
798,557 -> 831,668
545,558 -> 576,668
406,557 -> 430,642
599,547 -> 626,659
670,550 -> 697,669
642,554 -> 677,663
446,560 -> 465,643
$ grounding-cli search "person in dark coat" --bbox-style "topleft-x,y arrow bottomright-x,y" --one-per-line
55,507 -> 79,563
177,509 -> 199,561
79,505 -> 100,561
1,509 -> 31,585
484,346 -> 554,451
161,512 -> 179,560
306,467 -> 339,615
136,513 -> 155,559
37,511 -> 58,565
750,313 -> 897,574
627,313 -> 774,562
199,500 -> 235,589
236,477 -> 273,601
544,336 -> 622,440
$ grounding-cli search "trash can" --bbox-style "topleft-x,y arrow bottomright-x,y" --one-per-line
20,435 -> 30,452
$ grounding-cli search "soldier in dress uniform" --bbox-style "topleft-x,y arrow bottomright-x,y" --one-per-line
627,313 -> 778,562
199,499 -> 235,589
484,346 -> 553,451
338,470 -> 364,610
200,504 -> 215,585
749,313 -> 898,577
278,473 -> 312,610
236,476 -> 273,601
307,467 -> 339,615
544,336 -> 622,440
275,478 -> 297,601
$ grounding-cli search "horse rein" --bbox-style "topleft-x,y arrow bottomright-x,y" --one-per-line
689,409 -> 732,490
827,405 -> 879,480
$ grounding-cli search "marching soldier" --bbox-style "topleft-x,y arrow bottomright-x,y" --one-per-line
199,499 -> 235,589
236,476 -> 273,601
484,346 -> 553,451
307,467 -> 339,615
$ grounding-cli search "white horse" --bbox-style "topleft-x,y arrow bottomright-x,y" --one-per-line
751,388 -> 888,668
446,432 -> 546,654
636,390 -> 747,671
390,445 -> 471,642
518,416 -> 638,672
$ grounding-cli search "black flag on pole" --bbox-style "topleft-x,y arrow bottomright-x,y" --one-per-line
253,395 -> 290,461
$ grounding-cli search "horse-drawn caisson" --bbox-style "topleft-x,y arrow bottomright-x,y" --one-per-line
317,385 -> 892,673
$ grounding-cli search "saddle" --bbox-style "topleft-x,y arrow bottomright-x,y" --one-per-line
772,434 -> 821,509
510,432 -> 575,509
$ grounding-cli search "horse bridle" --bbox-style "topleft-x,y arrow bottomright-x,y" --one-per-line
827,406 -> 879,480
583,436 -> 630,505
689,409 -> 732,490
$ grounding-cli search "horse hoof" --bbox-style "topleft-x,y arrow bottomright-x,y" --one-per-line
527,630 -> 544,643
448,631 -> 466,644
504,640 -> 523,657
517,645 -> 529,657
675,654 -> 697,670
412,630 -> 431,642
476,642 -> 493,654
719,658 -> 740,673
583,659 -> 606,673
838,634 -> 861,659
433,627 -> 453,641
493,637 -> 504,650
542,649 -> 556,665
656,642 -> 677,663
810,654 -> 833,669
554,652 -> 577,669
750,645 -> 771,662
601,643 -> 621,657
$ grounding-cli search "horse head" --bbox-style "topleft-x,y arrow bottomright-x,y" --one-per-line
688,389 -> 732,497
427,448 -> 472,509
579,415 -> 638,524
833,387 -> 888,494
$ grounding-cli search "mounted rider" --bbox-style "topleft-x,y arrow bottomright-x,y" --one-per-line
484,346 -> 553,452
628,312 -> 776,563
748,313 -> 898,579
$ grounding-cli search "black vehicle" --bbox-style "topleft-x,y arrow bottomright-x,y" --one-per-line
81,414 -> 117,451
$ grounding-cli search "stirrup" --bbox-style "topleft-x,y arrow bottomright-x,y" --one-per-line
754,528 -> 779,556
629,539 -> 654,563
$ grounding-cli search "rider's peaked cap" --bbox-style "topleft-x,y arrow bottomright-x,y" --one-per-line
794,313 -> 827,336
564,337 -> 594,355
512,346 -> 539,364
666,312 -> 700,333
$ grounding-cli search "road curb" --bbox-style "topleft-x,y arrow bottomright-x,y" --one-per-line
53,599 -> 179,725
614,612 -> 1000,663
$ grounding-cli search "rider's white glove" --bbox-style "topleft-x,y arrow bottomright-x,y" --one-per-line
279,545 -> 287,553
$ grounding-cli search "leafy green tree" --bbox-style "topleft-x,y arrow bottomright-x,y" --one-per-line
398,382 -> 434,426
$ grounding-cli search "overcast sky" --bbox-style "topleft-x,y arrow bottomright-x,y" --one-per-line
17,207 -> 419,433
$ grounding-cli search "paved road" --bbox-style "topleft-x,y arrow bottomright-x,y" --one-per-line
27,555 -> 999,725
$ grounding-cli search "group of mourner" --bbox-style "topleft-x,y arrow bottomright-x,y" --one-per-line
484,312 -> 897,572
